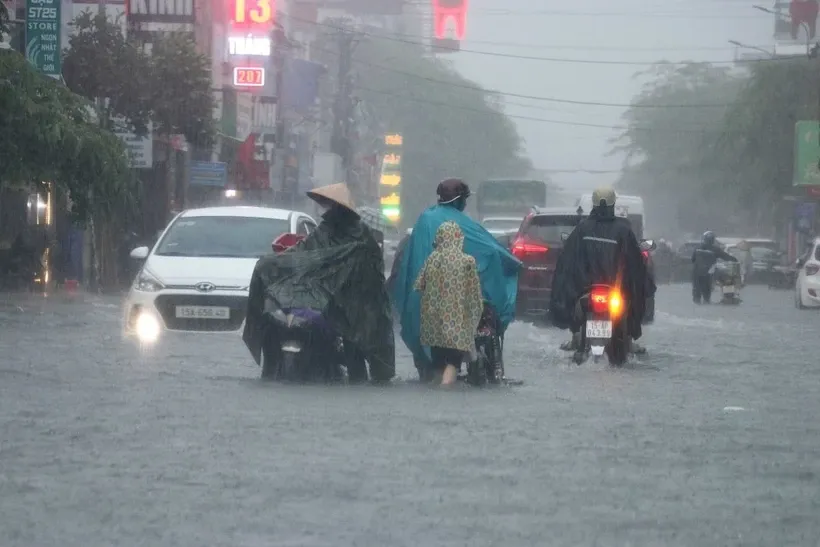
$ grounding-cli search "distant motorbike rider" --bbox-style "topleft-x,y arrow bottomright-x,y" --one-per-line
550,187 -> 652,358
691,231 -> 738,304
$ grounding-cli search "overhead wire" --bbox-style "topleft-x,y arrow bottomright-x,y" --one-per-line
286,14 -> 799,67
304,39 -> 736,109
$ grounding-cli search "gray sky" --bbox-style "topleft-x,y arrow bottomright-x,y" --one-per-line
452,0 -> 772,189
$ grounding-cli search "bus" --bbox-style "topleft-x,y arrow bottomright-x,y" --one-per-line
577,193 -> 647,240
476,179 -> 548,220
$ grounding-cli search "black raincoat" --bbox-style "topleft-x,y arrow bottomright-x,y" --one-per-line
242,207 -> 395,382
691,243 -> 737,277
549,206 -> 650,339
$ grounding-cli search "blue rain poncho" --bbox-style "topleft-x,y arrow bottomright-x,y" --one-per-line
391,204 -> 521,364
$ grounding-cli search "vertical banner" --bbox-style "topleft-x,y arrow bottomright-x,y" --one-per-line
25,0 -> 62,78
380,133 -> 402,223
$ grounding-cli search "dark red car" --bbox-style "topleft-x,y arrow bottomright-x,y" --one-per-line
510,207 -> 656,323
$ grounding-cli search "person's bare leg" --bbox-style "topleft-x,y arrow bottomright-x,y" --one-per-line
440,364 -> 458,385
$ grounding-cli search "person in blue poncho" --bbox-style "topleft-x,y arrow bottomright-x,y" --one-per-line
391,178 -> 522,382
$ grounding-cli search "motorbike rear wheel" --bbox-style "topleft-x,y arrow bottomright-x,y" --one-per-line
467,347 -> 489,386
606,330 -> 629,367
260,347 -> 278,380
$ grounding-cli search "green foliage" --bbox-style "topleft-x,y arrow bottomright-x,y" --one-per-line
149,32 -> 215,147
314,25 -> 531,222
718,58 -> 819,218
0,49 -> 130,222
614,62 -> 745,233
62,11 -> 151,135
63,17 -> 215,146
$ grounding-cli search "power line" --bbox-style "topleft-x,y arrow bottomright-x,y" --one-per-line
459,8 -> 768,19
307,40 -> 739,109
355,83 -> 733,133
288,15 -> 797,67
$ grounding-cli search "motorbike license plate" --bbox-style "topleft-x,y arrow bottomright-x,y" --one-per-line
586,320 -> 612,338
175,306 -> 230,319
723,286 -> 735,293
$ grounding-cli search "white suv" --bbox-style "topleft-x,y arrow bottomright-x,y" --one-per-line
123,206 -> 317,343
795,237 -> 820,309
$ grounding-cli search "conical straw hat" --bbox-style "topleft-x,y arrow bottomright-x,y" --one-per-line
307,183 -> 357,213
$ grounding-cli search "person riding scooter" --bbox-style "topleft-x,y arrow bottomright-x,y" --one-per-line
243,183 -> 395,384
691,231 -> 738,304
550,187 -> 652,361
391,178 -> 521,383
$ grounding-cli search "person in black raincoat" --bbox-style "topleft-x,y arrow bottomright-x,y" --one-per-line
550,187 -> 651,349
243,183 -> 395,383
691,231 -> 738,304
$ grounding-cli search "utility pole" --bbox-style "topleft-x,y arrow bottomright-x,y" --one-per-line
331,28 -> 358,195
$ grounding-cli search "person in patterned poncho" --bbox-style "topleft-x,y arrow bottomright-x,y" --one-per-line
414,221 -> 484,386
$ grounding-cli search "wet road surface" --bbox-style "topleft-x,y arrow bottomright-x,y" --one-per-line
1,285 -> 819,546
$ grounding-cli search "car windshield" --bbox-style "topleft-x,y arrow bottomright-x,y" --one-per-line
525,215 -> 581,243
483,219 -> 521,232
154,216 -> 290,258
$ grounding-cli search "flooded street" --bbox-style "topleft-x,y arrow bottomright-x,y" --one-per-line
1,285 -> 819,546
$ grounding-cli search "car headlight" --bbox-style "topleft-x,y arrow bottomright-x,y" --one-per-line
134,270 -> 164,292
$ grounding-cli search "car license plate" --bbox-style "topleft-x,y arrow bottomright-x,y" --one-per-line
586,320 -> 612,338
175,306 -> 230,319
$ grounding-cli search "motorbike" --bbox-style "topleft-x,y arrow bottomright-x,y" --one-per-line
573,284 -> 629,366
260,232 -> 357,383
714,261 -> 742,305
465,302 -> 505,386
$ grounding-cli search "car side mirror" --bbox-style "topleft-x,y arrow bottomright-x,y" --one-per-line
560,232 -> 570,242
130,246 -> 149,260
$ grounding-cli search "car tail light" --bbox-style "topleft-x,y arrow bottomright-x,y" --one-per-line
589,287 -> 624,318
806,264 -> 820,276
511,237 -> 548,260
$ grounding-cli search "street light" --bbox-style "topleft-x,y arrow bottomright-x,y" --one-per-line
728,39 -> 775,58
753,4 -> 814,56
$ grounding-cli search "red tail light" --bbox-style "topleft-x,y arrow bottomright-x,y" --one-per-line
589,287 -> 624,317
641,250 -> 650,261
806,264 -> 820,276
511,237 -> 548,260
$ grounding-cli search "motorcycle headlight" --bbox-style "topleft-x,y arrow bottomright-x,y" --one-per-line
134,270 -> 164,292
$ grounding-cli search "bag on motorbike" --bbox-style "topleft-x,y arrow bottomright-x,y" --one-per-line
243,211 -> 395,382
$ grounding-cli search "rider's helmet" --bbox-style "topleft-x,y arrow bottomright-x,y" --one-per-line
437,178 -> 471,211
591,186 -> 617,209
702,231 -> 716,246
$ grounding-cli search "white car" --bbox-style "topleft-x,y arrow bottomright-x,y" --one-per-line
795,237 -> 820,309
123,206 -> 318,343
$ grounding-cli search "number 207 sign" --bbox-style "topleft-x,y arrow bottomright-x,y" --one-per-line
233,67 -> 265,87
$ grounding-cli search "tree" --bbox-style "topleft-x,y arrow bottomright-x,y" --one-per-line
62,11 -> 151,135
0,49 -> 130,216
717,58 -> 819,229
613,62 -> 744,234
149,32 -> 215,147
314,25 -> 531,222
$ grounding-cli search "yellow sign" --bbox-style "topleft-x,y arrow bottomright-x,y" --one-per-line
380,193 -> 400,206
380,173 -> 401,186
385,134 -> 403,146
383,153 -> 401,167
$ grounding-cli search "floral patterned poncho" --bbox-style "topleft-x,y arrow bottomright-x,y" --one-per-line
413,221 -> 484,353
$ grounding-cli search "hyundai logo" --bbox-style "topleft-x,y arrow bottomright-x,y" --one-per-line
195,282 -> 216,293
